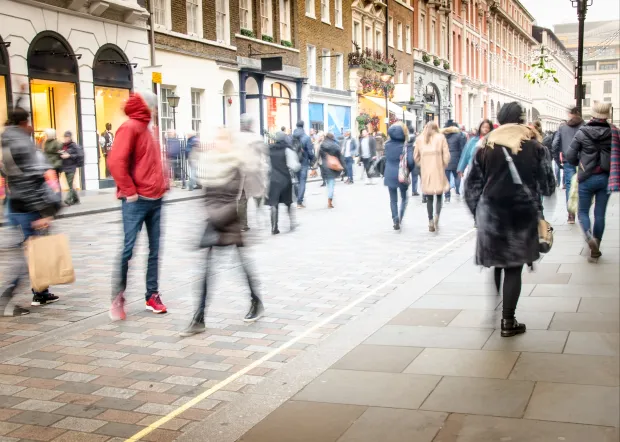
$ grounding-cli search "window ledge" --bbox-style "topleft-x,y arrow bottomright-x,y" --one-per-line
156,29 -> 236,51
306,13 -> 316,19
321,18 -> 331,25
335,24 -> 344,30
235,33 -> 300,53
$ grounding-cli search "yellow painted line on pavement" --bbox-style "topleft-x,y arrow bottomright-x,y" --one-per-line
126,228 -> 476,441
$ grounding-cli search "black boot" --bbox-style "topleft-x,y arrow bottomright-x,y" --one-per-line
287,205 -> 297,232
501,318 -> 526,337
244,298 -> 264,322
180,309 -> 206,337
270,206 -> 280,235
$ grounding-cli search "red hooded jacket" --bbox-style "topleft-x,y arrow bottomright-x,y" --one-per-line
108,93 -> 167,200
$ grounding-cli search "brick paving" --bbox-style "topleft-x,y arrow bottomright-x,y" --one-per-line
0,179 -> 472,441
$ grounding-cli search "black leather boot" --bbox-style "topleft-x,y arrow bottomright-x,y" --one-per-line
501,318 -> 526,337
270,206 -> 280,235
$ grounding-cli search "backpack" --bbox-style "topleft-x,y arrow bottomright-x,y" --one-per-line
75,143 -> 85,167
292,136 -> 304,162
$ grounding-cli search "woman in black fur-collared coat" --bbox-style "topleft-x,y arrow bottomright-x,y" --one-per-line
464,102 -> 555,338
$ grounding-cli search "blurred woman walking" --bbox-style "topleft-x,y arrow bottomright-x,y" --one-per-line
457,119 -> 493,177
319,133 -> 345,208
266,132 -> 295,234
383,123 -> 412,230
464,102 -> 555,337
414,122 -> 450,232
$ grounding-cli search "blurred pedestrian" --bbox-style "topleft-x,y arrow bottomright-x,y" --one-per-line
414,122 -> 450,232
440,120 -> 466,202
185,131 -> 201,191
108,91 -> 168,320
458,119 -> 493,176
340,130 -> 357,184
320,133 -> 345,208
464,102 -> 555,337
407,125 -> 420,196
61,131 -> 81,206
266,131 -> 295,234
165,129 -> 183,187
552,107 -> 584,224
1,102 -> 61,315
237,114 -> 269,231
43,128 -> 63,190
359,128 -> 377,184
542,129 -> 560,186
383,123 -> 411,230
292,121 -> 315,208
566,102 -> 613,261
181,128 -> 264,337
314,131 -> 326,187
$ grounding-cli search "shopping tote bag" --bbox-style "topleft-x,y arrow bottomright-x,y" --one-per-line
26,234 -> 75,292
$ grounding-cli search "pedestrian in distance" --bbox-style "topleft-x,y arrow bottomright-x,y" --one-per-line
383,123 -> 412,231
407,125 -> 421,196
320,133 -> 345,209
236,114 -> 270,232
43,128 -> 63,191
414,121 -> 450,232
292,121 -> 315,208
108,91 -> 169,321
457,119 -> 494,177
61,131 -> 81,206
180,128 -> 264,337
566,101 -> 614,262
185,131 -> 201,191
552,107 -> 584,224
464,101 -> 556,337
165,129 -> 183,187
266,131 -> 295,234
358,128 -> 377,184
542,129 -> 561,187
314,131 -> 326,187
340,130 -> 358,184
440,120 -> 466,203
1,102 -> 62,315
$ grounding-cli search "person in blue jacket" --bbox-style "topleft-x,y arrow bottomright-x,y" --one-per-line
457,119 -> 494,177
383,123 -> 412,231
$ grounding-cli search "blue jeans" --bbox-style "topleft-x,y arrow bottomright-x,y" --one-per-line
388,184 -> 409,223
554,161 -> 562,187
577,174 -> 610,241
411,171 -> 419,194
114,198 -> 163,300
445,170 -> 461,197
563,162 -> 577,204
326,178 -> 335,199
297,165 -> 309,204
345,157 -> 354,182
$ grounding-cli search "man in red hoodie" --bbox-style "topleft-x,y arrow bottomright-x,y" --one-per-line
107,91 -> 168,320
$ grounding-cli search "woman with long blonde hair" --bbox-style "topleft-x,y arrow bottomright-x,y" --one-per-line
414,121 -> 450,232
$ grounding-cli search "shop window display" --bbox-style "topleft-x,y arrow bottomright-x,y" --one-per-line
0,76 -> 7,127
95,87 -> 129,179
30,79 -> 80,191
267,83 -> 292,134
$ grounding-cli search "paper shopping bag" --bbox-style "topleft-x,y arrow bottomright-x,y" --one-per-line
26,234 -> 75,292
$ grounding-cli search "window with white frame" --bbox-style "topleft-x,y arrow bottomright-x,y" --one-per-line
365,26 -> 372,51
186,0 -> 201,36
334,0 -> 342,27
375,30 -> 382,53
397,22 -> 403,51
419,14 -> 425,50
406,72 -> 411,86
430,20 -> 435,54
388,17 -> 394,47
160,87 -> 174,135
280,0 -> 291,42
305,0 -> 314,16
191,90 -> 202,133
307,45 -> 316,85
153,0 -> 169,28
215,0 -> 228,43
405,25 -> 411,53
397,69 -> 403,83
321,0 -> 329,23
322,49 -> 331,87
335,54 -> 344,89
353,21 -> 361,48
261,0 -> 272,36
240,0 -> 252,31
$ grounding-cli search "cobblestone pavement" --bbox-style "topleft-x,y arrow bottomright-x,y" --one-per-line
0,178 -> 477,442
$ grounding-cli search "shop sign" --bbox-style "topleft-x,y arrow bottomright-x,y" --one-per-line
152,72 -> 162,84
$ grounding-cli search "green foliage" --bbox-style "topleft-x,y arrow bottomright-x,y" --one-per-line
281,40 -> 293,48
422,53 -> 431,63
261,34 -> 274,43
524,47 -> 560,85
240,29 -> 256,38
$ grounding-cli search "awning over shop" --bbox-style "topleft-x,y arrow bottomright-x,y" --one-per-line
362,96 -> 416,122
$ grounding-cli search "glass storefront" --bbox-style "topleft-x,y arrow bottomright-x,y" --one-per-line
0,76 -> 7,128
95,87 -> 129,178
267,83 -> 292,134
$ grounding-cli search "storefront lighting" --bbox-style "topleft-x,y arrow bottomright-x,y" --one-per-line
168,93 -> 180,129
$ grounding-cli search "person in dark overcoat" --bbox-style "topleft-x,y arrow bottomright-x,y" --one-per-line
266,131 -> 294,234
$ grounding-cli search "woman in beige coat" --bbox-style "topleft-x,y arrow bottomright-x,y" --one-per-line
413,121 -> 450,232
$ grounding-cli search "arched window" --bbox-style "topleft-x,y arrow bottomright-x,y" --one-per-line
271,82 -> 291,98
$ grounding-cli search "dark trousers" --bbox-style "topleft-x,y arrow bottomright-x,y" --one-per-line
345,157 -> 354,182
494,266 -> 524,319
191,246 -> 261,324
426,194 -> 443,220
563,162 -> 577,204
411,171 -> 419,194
445,169 -> 460,198
388,184 -> 408,223
577,173 -> 610,241
65,170 -> 80,204
113,198 -> 162,301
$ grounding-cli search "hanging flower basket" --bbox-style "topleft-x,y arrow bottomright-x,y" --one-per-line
422,53 -> 431,63
433,57 -> 441,67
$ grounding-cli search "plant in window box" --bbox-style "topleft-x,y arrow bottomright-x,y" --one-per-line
443,61 -> 450,70
240,29 -> 256,38
433,57 -> 441,67
409,97 -> 415,104
281,40 -> 293,48
422,53 -> 431,63
374,50 -> 383,62
262,34 -> 274,43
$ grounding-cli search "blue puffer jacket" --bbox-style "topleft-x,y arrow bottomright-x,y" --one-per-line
441,126 -> 466,170
383,125 -> 409,188
457,136 -> 480,173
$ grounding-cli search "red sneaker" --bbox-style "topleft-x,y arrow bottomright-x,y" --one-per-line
110,293 -> 126,321
146,293 -> 167,314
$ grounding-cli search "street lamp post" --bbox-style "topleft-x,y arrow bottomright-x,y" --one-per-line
380,72 -> 393,127
168,92 -> 180,130
571,0 -> 592,115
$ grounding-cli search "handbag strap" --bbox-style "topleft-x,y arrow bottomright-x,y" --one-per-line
500,146 -> 540,217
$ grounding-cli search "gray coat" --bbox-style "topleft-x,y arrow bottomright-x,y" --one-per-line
552,116 -> 584,163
